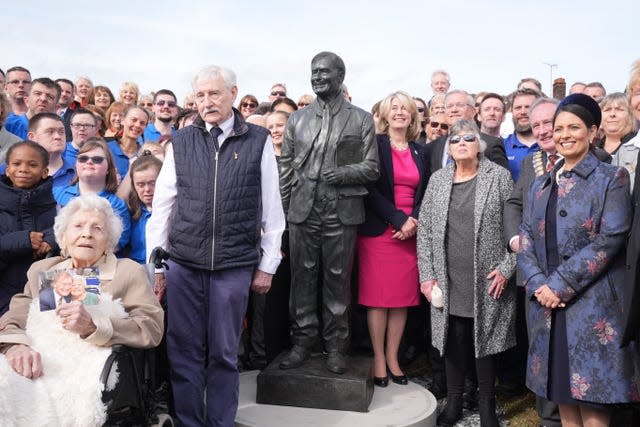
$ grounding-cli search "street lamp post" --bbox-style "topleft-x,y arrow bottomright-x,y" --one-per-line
543,62 -> 558,95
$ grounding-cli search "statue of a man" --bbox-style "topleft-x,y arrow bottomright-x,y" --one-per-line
279,51 -> 379,374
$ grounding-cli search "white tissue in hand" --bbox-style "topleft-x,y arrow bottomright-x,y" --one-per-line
431,286 -> 444,308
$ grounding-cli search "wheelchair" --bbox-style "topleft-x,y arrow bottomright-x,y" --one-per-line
100,346 -> 173,427
101,248 -> 174,426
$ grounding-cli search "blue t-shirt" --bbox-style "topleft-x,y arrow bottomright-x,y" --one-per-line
503,133 -> 539,182
63,142 -> 79,165
129,205 -> 151,264
53,183 -> 131,252
4,113 -> 28,139
143,123 -> 174,143
107,140 -> 140,182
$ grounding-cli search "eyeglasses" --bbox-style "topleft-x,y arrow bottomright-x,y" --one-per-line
429,121 -> 449,130
7,79 -> 31,85
271,91 -> 286,97
449,134 -> 477,144
71,123 -> 96,129
155,100 -> 177,107
417,107 -> 425,113
242,102 -> 258,109
77,155 -> 106,164
445,102 -> 472,110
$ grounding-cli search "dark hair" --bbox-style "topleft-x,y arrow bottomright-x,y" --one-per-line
237,94 -> 259,109
480,92 -> 506,111
30,77 -> 61,99
55,78 -> 74,90
554,94 -> 602,129
0,68 -> 4,78
175,108 -> 198,129
88,86 -> 116,106
513,88 -> 540,102
271,97 -> 298,112
255,102 -> 272,115
70,108 -> 97,124
127,153 -> 163,220
6,66 -> 31,76
28,112 -> 64,132
70,138 -> 119,192
153,89 -> 177,103
6,140 -> 50,167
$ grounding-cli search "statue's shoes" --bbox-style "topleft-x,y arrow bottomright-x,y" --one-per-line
326,351 -> 346,374
279,345 -> 311,369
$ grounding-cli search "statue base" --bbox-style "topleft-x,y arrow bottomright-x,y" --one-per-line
256,352 -> 373,412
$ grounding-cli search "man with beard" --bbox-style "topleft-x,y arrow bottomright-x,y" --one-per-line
4,78 -> 61,140
143,89 -> 178,142
279,51 -> 379,374
503,88 -> 540,181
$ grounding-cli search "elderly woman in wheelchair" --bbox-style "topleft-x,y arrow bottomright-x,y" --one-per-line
0,195 -> 163,425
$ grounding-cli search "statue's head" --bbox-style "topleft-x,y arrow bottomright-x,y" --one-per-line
310,52 -> 345,101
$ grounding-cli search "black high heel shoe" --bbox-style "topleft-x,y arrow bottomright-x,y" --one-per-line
373,376 -> 389,387
387,367 -> 408,385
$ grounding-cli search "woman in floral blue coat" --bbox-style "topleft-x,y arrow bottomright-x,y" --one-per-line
519,94 -> 640,426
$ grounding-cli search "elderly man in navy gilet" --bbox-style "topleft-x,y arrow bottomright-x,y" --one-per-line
146,65 -> 285,427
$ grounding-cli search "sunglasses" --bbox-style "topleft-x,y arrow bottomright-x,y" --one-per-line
155,100 -> 177,107
297,102 -> 309,107
140,102 -> 153,107
77,155 -> 106,164
449,134 -> 477,144
271,91 -> 286,97
242,102 -> 258,108
430,121 -> 449,130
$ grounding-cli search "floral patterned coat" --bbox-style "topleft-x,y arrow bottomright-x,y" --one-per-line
519,151 -> 640,403
417,158 -> 516,358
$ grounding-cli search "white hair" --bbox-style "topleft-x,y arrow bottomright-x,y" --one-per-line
54,195 -> 123,253
431,69 -> 450,82
191,65 -> 237,91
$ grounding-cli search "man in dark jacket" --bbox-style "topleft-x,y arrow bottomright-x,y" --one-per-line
425,89 -> 508,173
146,65 -> 285,427
279,52 -> 379,374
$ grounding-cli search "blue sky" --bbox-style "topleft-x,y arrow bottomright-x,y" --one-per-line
2,0 -> 637,110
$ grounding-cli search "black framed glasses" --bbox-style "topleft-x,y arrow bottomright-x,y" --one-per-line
155,100 -> 177,107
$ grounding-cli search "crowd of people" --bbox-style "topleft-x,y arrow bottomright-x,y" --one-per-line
0,56 -> 640,427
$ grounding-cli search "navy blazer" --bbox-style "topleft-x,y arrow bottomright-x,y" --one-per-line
359,134 -> 430,236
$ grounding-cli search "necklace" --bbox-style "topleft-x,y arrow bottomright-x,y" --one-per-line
390,141 -> 408,151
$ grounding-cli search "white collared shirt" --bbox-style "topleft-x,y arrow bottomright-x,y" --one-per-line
146,114 -> 285,274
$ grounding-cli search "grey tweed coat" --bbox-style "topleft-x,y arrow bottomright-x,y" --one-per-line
417,158 -> 516,358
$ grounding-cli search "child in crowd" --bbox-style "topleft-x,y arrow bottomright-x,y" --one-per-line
0,141 -> 58,315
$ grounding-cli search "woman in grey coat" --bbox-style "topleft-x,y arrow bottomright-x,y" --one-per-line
417,119 -> 516,427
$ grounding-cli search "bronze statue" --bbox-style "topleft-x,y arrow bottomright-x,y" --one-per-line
279,51 -> 379,374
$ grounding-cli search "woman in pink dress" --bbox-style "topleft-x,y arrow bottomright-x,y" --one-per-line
358,91 -> 430,386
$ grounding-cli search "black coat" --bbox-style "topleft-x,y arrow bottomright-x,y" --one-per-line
0,176 -> 57,315
622,149 -> 640,346
424,132 -> 509,173
359,135 -> 430,236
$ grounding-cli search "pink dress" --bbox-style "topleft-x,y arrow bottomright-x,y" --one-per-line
357,147 -> 420,307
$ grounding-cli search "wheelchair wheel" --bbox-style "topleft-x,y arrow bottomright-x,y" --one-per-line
152,413 -> 174,427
